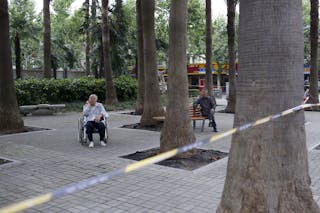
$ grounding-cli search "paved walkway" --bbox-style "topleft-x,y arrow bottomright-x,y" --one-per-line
0,100 -> 320,213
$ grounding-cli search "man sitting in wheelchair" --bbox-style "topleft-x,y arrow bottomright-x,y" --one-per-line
83,94 -> 109,148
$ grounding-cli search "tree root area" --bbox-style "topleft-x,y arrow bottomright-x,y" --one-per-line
122,123 -> 162,131
0,126 -> 50,135
121,147 -> 228,171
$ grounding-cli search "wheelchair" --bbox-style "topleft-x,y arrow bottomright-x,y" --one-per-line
78,116 -> 110,145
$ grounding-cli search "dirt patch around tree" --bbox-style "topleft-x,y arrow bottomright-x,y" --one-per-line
121,123 -> 162,132
121,147 -> 228,171
0,126 -> 51,136
0,158 -> 13,166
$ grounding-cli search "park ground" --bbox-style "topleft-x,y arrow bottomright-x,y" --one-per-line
0,98 -> 320,213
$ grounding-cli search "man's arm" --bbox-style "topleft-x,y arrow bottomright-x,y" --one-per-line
99,103 -> 109,118
210,97 -> 216,110
83,104 -> 90,117
193,98 -> 200,108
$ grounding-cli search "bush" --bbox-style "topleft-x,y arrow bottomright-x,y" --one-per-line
189,89 -> 199,97
15,76 -> 137,105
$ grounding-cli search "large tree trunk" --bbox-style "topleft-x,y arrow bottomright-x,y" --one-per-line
84,0 -> 91,76
14,34 -> 21,79
205,0 -> 213,97
217,1 -> 320,212
140,0 -> 164,126
308,0 -> 319,104
101,0 -> 118,104
217,0 -> 320,213
160,0 -> 195,153
205,5 -> 218,103
224,0 -> 236,113
43,0 -> 51,79
135,0 -> 145,115
0,0 -> 24,131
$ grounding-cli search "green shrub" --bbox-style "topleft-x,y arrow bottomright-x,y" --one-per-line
189,89 -> 199,97
15,76 -> 137,105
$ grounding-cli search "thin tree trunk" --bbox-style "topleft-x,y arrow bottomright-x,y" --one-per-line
135,0 -> 145,115
43,0 -> 51,79
102,0 -> 118,104
140,0 -> 164,126
217,1 -> 320,212
63,67 -> 68,78
91,0 -> 98,78
14,34 -> 21,79
85,0 -> 91,76
160,0 -> 195,154
308,0 -> 319,105
205,0 -> 213,97
0,0 -> 24,131
225,0 -> 236,113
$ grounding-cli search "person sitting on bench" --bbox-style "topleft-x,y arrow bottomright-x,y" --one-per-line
83,94 -> 109,148
193,89 -> 218,132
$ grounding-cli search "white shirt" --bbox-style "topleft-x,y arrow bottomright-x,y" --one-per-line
83,103 -> 109,124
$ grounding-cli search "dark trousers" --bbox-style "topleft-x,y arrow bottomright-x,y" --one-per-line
85,121 -> 105,141
204,112 -> 217,130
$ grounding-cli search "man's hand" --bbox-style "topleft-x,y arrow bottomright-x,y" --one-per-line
95,115 -> 102,122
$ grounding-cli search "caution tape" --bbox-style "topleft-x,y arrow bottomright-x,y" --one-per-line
1,103 -> 319,213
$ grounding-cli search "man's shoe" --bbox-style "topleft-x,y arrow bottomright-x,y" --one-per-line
213,129 -> 218,132
89,141 -> 94,148
100,141 -> 107,146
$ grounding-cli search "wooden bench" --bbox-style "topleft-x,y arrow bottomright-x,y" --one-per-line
153,106 -> 207,132
19,104 -> 66,116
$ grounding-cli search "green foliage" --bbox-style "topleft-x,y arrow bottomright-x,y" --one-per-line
110,0 -> 130,76
189,89 -> 199,97
15,76 -> 137,105
9,0 -> 41,69
113,75 -> 138,101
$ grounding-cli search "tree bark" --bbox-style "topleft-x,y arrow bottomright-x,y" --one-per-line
140,0 -> 164,126
0,0 -> 24,131
135,0 -> 145,115
225,0 -> 236,113
205,0 -> 213,97
160,0 -> 195,154
217,1 -> 320,212
43,0 -> 51,79
308,0 -> 319,104
14,34 -> 21,79
102,0 -> 118,104
91,0 -> 98,78
84,0 -> 91,76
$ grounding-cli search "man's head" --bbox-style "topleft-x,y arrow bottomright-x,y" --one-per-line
88,94 -> 98,106
200,89 -> 209,98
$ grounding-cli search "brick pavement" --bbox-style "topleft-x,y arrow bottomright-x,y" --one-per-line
0,103 -> 320,212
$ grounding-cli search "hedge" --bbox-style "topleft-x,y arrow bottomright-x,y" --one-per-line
15,76 -> 138,105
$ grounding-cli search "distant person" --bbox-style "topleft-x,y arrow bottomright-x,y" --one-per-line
193,89 -> 218,132
83,94 -> 109,148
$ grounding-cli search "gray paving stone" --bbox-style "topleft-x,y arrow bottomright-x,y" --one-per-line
1,104 -> 320,212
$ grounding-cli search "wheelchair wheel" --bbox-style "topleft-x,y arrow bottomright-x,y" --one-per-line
104,120 -> 110,143
78,118 -> 87,144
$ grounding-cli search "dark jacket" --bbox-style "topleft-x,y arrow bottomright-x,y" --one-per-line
193,96 -> 216,116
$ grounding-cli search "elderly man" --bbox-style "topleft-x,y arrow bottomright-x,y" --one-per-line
83,94 -> 109,148
193,89 -> 218,132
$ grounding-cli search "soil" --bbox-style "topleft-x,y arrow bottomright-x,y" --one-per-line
0,158 -> 13,165
0,126 -> 51,136
121,147 -> 228,171
121,111 -> 140,116
121,123 -> 162,132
